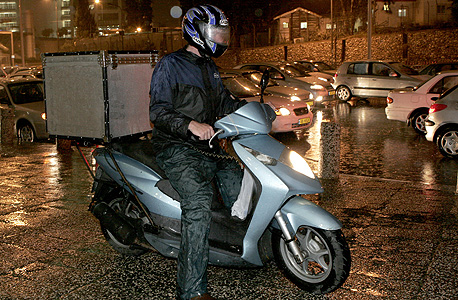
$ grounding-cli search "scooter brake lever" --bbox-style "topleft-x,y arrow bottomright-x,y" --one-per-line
209,129 -> 224,149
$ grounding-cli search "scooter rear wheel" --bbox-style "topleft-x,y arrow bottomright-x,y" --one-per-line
272,226 -> 351,294
100,190 -> 149,256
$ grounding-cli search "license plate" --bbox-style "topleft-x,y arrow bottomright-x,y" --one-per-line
298,117 -> 311,125
329,90 -> 336,95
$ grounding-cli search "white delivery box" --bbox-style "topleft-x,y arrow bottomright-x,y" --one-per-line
42,50 -> 159,143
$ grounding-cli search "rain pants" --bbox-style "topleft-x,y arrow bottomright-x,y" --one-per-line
149,47 -> 245,299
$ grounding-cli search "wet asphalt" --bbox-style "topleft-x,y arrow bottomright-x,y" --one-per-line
1,99 -> 457,300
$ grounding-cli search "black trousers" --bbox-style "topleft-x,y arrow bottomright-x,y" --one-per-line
156,144 -> 242,299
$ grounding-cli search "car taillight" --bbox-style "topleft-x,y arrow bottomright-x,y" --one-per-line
429,103 -> 447,114
334,73 -> 338,78
387,97 -> 393,104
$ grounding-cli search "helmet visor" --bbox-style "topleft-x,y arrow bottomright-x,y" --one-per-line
199,22 -> 231,46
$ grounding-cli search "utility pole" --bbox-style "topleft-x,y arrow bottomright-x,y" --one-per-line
367,0 -> 372,59
18,0 -> 25,66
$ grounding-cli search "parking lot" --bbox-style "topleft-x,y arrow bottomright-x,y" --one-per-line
0,99 -> 457,299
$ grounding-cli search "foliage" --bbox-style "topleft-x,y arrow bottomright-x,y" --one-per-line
125,0 -> 153,32
42,28 -> 54,38
452,0 -> 458,26
74,0 -> 97,38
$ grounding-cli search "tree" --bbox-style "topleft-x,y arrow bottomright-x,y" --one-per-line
125,0 -> 153,32
74,0 -> 97,38
42,28 -> 54,38
452,0 -> 458,27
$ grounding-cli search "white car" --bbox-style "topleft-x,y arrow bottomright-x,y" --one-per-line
385,70 -> 458,134
425,85 -> 458,158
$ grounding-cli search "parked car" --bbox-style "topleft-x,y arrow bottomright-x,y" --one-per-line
0,78 -> 48,142
234,61 -> 335,106
425,85 -> 458,158
419,62 -> 458,77
295,60 -> 336,75
220,72 -> 313,132
221,69 -> 314,107
385,70 -> 458,134
332,60 -> 428,101
8,68 -> 43,79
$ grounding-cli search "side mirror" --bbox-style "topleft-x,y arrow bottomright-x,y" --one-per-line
259,69 -> 270,104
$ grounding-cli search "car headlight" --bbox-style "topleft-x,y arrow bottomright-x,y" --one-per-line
290,96 -> 301,101
311,84 -> 324,90
275,107 -> 291,116
41,113 -> 46,120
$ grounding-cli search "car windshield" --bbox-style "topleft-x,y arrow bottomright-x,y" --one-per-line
281,64 -> 310,77
8,82 -> 44,104
222,76 -> 261,98
245,72 -> 277,87
314,62 -> 333,70
389,62 -> 419,75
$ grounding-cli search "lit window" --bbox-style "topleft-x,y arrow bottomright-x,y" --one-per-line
301,22 -> 307,29
398,8 -> 407,17
283,22 -> 288,29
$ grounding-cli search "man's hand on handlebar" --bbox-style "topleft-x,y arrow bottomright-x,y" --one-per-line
188,120 -> 215,140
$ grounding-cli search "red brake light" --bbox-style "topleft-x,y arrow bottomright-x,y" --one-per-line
387,97 -> 393,104
429,103 -> 447,114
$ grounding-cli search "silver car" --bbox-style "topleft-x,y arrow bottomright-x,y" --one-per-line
234,61 -> 335,105
0,78 -> 48,142
332,60 -> 428,101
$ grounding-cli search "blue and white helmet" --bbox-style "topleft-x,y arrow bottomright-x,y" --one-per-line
182,5 -> 230,58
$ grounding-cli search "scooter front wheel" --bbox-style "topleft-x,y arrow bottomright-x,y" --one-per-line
272,226 -> 351,294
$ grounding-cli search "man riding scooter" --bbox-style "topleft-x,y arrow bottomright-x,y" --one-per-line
149,5 -> 246,300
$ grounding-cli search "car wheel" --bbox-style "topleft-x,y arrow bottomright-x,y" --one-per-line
17,123 -> 35,142
437,127 -> 458,158
411,110 -> 428,134
336,86 -> 352,101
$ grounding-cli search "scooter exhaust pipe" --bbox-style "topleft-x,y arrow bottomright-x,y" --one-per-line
91,202 -> 137,245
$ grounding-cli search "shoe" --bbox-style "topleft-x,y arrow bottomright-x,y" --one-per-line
190,293 -> 216,300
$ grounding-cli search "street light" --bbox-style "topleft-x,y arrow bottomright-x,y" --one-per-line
18,0 -> 25,66
95,0 -> 104,34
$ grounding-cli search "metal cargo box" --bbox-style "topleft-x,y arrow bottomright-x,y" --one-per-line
42,50 -> 159,143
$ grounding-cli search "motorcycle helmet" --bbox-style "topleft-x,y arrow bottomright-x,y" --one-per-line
182,5 -> 230,58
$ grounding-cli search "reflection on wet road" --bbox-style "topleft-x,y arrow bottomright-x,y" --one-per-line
278,100 -> 458,187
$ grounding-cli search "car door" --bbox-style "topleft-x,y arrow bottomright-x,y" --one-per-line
344,62 -> 372,97
368,62 -> 403,97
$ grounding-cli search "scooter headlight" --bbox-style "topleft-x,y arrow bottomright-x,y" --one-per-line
280,150 -> 315,178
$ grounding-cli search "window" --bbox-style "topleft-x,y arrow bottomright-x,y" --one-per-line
348,63 -> 369,75
372,63 -> 392,76
398,8 -> 407,17
437,5 -> 446,14
429,76 -> 458,94
301,22 -> 307,29
283,22 -> 289,29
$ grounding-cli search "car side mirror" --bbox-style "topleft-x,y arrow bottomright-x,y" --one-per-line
260,70 -> 270,104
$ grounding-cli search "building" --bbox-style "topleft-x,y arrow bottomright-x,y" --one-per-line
374,0 -> 454,29
90,0 -> 125,35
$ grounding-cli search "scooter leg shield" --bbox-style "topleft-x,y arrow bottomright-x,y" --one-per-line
280,196 -> 342,232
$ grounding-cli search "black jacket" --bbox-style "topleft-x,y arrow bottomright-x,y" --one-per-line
149,47 -> 244,152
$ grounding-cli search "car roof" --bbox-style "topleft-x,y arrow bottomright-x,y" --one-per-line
0,77 -> 43,85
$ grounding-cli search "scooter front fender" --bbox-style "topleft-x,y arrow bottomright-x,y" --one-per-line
280,196 -> 342,232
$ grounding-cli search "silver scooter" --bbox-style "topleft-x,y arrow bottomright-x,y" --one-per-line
89,75 -> 351,294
